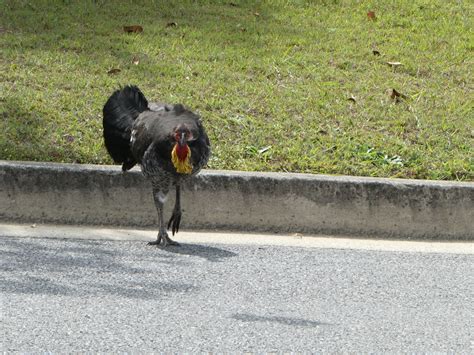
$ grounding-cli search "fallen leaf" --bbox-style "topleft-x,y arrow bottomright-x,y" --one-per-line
123,25 -> 143,33
348,95 -> 357,103
390,89 -> 401,99
258,146 -> 271,154
107,68 -> 121,75
390,88 -> 408,103
236,23 -> 245,30
387,61 -> 403,67
132,56 -> 140,65
254,12 -> 260,16
372,50 -> 381,56
367,11 -> 376,20
166,22 -> 177,27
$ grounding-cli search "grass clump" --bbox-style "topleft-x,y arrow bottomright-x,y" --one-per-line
1,0 -> 472,180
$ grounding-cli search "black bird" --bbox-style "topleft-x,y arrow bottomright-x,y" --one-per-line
103,85 -> 211,246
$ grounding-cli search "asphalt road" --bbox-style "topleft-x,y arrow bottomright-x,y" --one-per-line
1,232 -> 473,352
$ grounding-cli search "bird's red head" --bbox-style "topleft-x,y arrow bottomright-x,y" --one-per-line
174,125 -> 193,146
171,124 -> 193,174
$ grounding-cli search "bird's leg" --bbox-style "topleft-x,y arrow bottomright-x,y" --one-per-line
167,184 -> 182,236
148,188 -> 178,247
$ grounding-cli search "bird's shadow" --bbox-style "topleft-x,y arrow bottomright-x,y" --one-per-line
159,243 -> 237,262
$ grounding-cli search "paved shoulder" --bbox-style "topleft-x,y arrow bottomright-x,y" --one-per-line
1,223 -> 473,254
1,229 -> 472,352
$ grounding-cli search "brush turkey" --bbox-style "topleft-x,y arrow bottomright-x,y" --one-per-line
103,85 -> 211,246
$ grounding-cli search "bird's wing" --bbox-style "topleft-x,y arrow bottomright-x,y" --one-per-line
130,111 -> 164,163
188,118 -> 211,173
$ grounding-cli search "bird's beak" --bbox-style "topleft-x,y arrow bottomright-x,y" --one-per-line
179,132 -> 186,146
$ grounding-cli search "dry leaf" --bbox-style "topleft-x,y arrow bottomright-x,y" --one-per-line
387,61 -> 402,67
166,22 -> 177,27
390,89 -> 408,103
132,56 -> 140,65
372,50 -> 381,56
367,11 -> 376,20
348,95 -> 357,103
236,24 -> 247,32
254,12 -> 260,16
123,25 -> 143,33
107,68 -> 121,75
390,88 -> 401,99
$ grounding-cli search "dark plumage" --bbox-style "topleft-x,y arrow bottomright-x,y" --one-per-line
103,85 -> 211,246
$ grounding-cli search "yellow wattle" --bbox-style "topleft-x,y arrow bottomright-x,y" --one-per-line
171,145 -> 193,174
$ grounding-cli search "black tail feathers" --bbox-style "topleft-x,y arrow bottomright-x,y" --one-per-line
103,85 -> 148,170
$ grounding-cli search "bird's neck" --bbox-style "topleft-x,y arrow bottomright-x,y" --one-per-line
171,144 -> 192,174
175,143 -> 189,161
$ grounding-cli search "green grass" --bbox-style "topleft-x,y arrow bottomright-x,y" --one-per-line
1,0 -> 473,180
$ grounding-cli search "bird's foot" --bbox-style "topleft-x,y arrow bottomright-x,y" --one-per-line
147,232 -> 179,247
167,208 -> 182,236
162,235 -> 180,247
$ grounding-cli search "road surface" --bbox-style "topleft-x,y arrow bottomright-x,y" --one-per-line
1,224 -> 473,352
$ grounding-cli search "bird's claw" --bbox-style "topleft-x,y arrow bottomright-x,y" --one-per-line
167,209 -> 182,236
162,237 -> 180,247
148,234 -> 162,246
148,232 -> 179,247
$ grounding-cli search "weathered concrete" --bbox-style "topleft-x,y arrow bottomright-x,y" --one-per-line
0,160 -> 473,240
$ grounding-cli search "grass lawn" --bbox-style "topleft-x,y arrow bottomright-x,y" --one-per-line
1,0 -> 472,180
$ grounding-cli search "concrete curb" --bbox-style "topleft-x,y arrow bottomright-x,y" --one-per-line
1,160 -> 473,240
